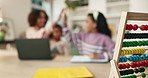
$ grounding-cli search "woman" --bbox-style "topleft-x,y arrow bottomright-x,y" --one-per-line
63,11 -> 115,60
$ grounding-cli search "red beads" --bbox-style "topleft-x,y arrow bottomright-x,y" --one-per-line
126,24 -> 133,30
125,63 -> 130,68
126,24 -> 148,30
119,64 -> 127,69
118,60 -> 148,70
140,25 -> 148,30
133,24 -> 138,30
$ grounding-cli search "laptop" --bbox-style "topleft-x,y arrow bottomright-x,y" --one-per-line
15,38 -> 54,60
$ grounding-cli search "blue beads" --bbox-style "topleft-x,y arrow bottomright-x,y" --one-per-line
141,54 -> 146,61
120,54 -> 148,63
145,54 -> 148,60
128,55 -> 140,62
120,56 -> 128,62
128,56 -> 134,61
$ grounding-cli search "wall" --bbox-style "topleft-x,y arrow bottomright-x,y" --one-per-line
129,0 -> 148,30
0,0 -> 31,38
89,0 -> 107,15
130,0 -> 148,13
52,0 -> 65,22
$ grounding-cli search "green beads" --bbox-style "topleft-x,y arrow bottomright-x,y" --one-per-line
121,75 -> 137,78
141,73 -> 146,78
121,73 -> 146,78
122,40 -> 148,47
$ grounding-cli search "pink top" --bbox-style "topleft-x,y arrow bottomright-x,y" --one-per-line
26,27 -> 49,39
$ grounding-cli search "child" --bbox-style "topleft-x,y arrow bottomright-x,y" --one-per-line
50,24 -> 69,56
63,10 -> 115,60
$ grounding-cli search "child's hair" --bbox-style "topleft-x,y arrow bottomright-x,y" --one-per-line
50,24 -> 63,38
88,12 -> 112,38
28,9 -> 48,27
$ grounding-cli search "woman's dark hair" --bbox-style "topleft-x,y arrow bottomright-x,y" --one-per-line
28,10 -> 48,27
50,24 -> 63,38
88,12 -> 112,38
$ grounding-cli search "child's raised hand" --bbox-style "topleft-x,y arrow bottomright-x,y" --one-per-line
57,8 -> 66,22
61,8 -> 66,14
59,8 -> 66,17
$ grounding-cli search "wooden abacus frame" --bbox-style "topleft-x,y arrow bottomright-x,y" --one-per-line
109,12 -> 148,78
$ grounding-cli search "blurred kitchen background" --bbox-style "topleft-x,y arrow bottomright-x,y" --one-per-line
0,0 -> 148,49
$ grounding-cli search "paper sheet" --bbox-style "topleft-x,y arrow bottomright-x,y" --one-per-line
70,53 -> 109,63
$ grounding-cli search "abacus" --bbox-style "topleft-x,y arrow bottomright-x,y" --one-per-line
109,12 -> 148,78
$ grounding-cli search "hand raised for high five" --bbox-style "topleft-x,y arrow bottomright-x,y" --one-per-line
57,8 -> 66,22
64,12 -> 67,25
51,8 -> 66,27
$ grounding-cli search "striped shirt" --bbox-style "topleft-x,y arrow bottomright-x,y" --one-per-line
63,25 -> 115,59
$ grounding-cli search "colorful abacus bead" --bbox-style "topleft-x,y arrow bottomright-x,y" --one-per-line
125,63 -> 130,69
119,61 -> 148,70
134,68 -> 145,73
122,40 -> 148,47
140,25 -> 146,30
145,54 -> 148,60
130,62 -> 136,68
126,24 -> 148,30
126,24 -> 133,30
120,56 -> 128,62
133,24 -> 139,30
138,68 -> 145,72
141,73 -> 146,78
140,25 -> 148,31
121,48 -> 146,55
120,55 -> 144,62
129,55 -> 141,62
120,69 -> 134,76
141,54 -> 146,60
121,75 -> 137,78
119,64 -> 123,69
134,69 -> 139,73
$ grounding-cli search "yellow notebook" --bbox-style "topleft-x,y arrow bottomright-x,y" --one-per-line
33,67 -> 93,78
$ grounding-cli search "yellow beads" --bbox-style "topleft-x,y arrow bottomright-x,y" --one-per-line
120,48 -> 146,55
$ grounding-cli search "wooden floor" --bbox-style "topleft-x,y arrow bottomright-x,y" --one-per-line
0,50 -> 111,78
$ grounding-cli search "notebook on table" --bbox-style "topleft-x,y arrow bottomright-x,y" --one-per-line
70,53 -> 109,63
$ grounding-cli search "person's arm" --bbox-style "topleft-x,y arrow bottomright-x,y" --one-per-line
51,8 -> 65,27
63,42 -> 70,56
104,36 -> 115,60
62,13 -> 82,46
64,12 -> 67,26
63,19 -> 82,46
42,30 -> 49,38
44,9 -> 65,38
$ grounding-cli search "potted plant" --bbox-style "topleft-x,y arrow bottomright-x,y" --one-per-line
0,22 -> 8,41
65,0 -> 87,10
